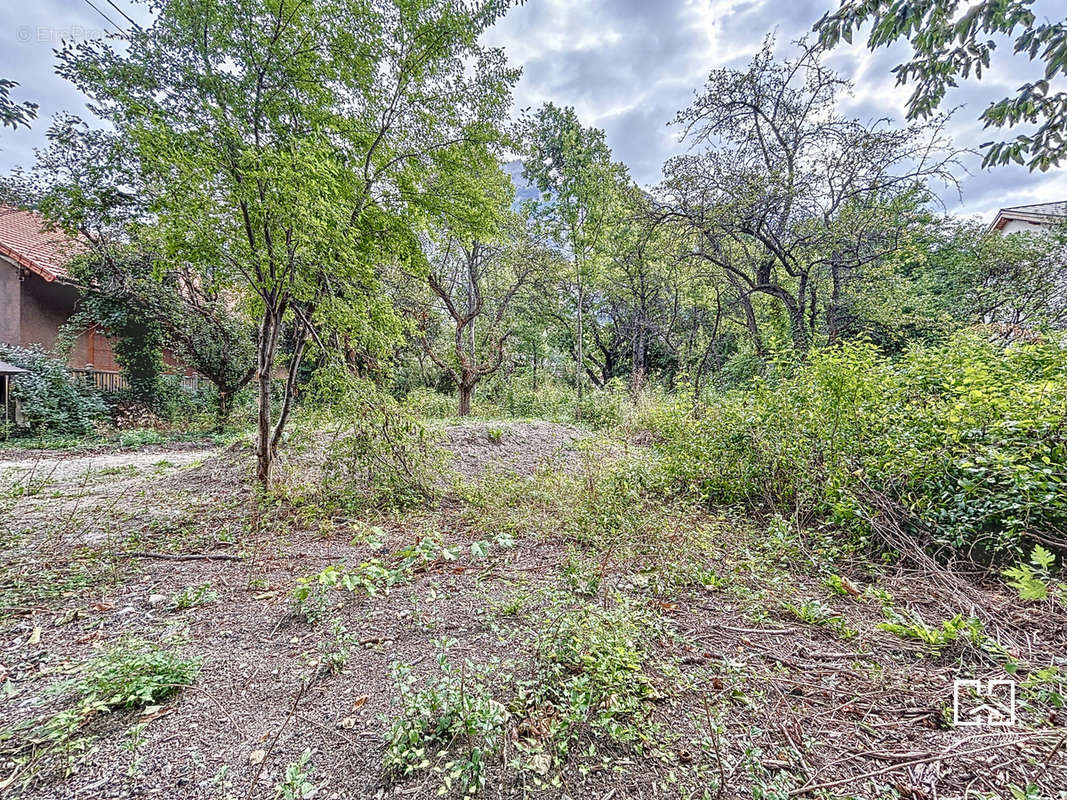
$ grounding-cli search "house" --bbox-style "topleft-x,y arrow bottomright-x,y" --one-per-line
0,205 -> 120,375
988,201 -> 1067,234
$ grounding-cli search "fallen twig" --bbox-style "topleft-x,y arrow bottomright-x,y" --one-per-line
124,550 -> 243,562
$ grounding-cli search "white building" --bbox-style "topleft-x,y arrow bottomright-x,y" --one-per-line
988,201 -> 1067,233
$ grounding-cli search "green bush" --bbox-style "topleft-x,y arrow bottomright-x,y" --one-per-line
643,333 -> 1067,563
0,344 -> 107,436
305,370 -> 446,510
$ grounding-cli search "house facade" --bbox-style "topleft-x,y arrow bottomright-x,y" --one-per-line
988,201 -> 1067,234
0,205 -> 119,371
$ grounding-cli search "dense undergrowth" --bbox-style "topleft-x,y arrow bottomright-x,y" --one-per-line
638,332 -> 1067,565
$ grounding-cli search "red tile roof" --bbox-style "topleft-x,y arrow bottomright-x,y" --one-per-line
0,205 -> 88,282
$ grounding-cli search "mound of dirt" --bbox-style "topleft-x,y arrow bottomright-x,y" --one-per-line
441,420 -> 597,480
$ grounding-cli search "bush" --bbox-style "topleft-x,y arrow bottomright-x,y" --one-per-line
305,370 -> 446,510
78,637 -> 201,709
643,332 -> 1067,563
0,344 -> 107,436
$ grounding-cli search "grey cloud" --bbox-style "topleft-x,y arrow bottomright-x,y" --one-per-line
2,0 -> 1065,219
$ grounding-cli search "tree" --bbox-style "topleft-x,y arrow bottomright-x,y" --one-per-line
815,1 -> 1067,170
9,115 -> 255,428
660,39 -> 959,353
0,78 -> 37,130
69,248 -> 256,428
520,104 -> 628,413
922,219 -> 1067,334
57,0 -> 517,485
398,164 -> 550,415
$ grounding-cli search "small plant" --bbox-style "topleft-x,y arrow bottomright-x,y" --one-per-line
877,610 -> 985,651
1004,545 -> 1065,603
275,749 -> 318,800
519,600 -> 659,762
317,618 -> 357,675
172,582 -> 218,610
80,637 -> 201,709
384,642 -> 509,797
0,638 -> 198,791
487,427 -> 504,444
122,722 -> 148,778
784,599 -> 857,640
291,582 -> 330,624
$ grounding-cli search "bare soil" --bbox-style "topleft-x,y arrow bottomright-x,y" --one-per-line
0,422 -> 1064,800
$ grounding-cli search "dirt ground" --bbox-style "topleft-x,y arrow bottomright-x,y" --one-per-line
1,422 -> 1064,800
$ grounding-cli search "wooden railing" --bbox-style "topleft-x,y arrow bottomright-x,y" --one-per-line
70,369 -> 204,394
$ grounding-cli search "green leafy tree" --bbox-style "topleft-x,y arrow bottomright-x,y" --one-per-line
520,104 -> 628,414
816,0 -> 1067,170
56,0 -> 517,485
10,115 -> 255,428
402,165 -> 549,415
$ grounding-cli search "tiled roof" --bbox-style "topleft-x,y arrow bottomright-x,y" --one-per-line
0,205 -> 88,282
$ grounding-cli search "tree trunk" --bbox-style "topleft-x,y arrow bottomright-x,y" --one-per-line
255,309 -> 282,487
575,272 -> 584,418
458,382 -> 473,416
215,390 -> 231,434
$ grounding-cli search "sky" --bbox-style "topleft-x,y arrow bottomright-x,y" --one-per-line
2,0 -> 1066,221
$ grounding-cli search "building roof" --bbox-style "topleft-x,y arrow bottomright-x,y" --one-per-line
0,360 -> 28,375
989,201 -> 1067,232
0,205 -> 88,282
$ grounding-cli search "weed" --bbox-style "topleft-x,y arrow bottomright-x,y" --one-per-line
79,637 -> 201,709
1004,545 -> 1066,603
172,582 -> 218,610
877,609 -> 985,651
122,722 -> 148,778
783,599 -> 857,640
384,642 -> 510,796
317,618 -> 357,675
275,749 -> 318,799
519,599 -> 660,762
487,427 -> 505,444
0,638 -> 198,790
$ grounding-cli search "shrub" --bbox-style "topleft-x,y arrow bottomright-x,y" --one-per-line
0,344 -> 106,436
643,333 -> 1067,563
306,371 -> 446,510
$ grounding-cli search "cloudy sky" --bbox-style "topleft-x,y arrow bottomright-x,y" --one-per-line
2,0 -> 1065,221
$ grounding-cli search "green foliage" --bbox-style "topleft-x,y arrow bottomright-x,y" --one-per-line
78,638 -> 201,709
877,610 -> 985,651
385,643 -> 509,797
0,344 -> 107,436
644,334 -> 1067,563
306,372 -> 446,510
275,749 -> 318,800
0,637 -> 198,790
0,77 -> 37,130
1004,545 -> 1067,603
816,0 -> 1067,170
521,600 -> 658,759
171,582 -> 218,610
784,599 -> 857,640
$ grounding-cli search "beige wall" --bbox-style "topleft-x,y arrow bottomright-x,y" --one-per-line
0,258 -> 20,347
